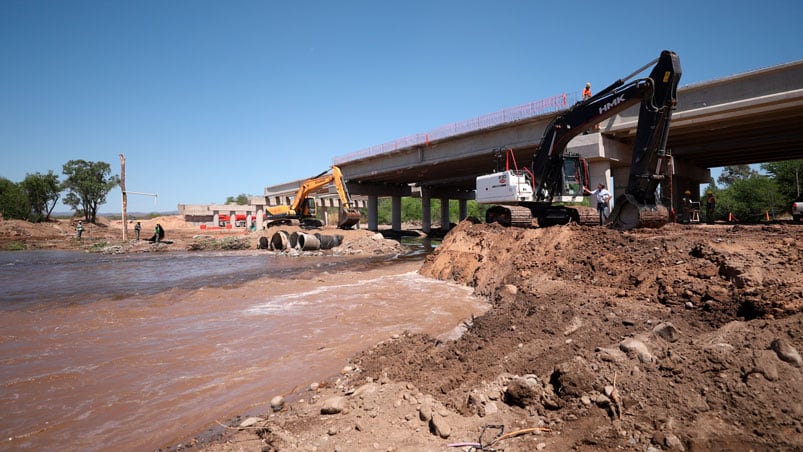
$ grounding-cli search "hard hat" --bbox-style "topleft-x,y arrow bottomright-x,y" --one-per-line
706,191 -> 713,195
684,190 -> 691,195
586,82 -> 591,87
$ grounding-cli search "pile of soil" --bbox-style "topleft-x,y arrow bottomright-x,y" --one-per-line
202,221 -> 802,451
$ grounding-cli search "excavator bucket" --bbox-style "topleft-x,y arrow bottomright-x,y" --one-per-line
608,194 -> 669,230
337,208 -> 361,229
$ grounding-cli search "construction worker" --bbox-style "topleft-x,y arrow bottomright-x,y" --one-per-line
585,182 -> 612,225
76,221 -> 83,240
680,190 -> 692,223
134,221 -> 141,240
705,191 -> 716,223
582,82 -> 592,100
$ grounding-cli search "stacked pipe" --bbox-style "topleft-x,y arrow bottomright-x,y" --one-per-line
268,231 -> 344,251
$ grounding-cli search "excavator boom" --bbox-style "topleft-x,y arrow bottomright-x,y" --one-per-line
478,50 -> 681,230
266,166 -> 361,229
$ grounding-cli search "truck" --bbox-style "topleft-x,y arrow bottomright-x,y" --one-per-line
265,165 -> 361,229
793,195 -> 803,222
476,50 -> 682,230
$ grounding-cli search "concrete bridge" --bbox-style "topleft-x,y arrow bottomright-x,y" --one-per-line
259,58 -> 803,232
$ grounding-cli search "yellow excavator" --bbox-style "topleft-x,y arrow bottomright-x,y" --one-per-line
265,165 -> 361,229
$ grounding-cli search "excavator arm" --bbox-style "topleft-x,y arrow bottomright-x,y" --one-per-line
266,166 -> 361,229
479,50 -> 681,229
533,50 -> 681,207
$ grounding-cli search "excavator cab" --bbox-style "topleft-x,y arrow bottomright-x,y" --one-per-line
559,155 -> 589,200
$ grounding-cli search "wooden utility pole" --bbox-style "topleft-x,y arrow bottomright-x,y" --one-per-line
120,154 -> 128,241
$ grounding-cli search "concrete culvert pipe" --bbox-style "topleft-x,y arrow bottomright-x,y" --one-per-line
270,231 -> 289,251
289,231 -> 299,249
297,233 -> 321,251
317,234 -> 338,250
258,236 -> 269,250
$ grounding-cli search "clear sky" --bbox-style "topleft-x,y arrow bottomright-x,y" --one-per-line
2,0 -> 801,213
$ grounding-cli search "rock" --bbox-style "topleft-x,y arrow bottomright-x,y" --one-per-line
352,382 -> 379,399
596,346 -> 627,362
270,395 -> 285,412
665,433 -> 685,451
238,416 -> 263,429
484,401 -> 498,414
705,285 -> 730,302
549,359 -> 596,398
321,396 -> 347,414
589,392 -> 611,406
752,350 -> 780,381
419,396 -> 433,422
500,284 -> 518,297
429,413 -> 451,439
504,376 -> 541,407
563,316 -> 583,336
620,338 -> 655,364
653,322 -> 680,343
770,339 -> 802,367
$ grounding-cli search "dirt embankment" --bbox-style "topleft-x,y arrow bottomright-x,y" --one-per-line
201,221 -> 802,452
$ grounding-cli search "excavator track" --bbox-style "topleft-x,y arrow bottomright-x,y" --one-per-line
486,205 -> 534,228
573,206 -> 601,226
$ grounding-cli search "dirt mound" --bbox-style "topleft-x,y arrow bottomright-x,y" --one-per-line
208,221 -> 802,451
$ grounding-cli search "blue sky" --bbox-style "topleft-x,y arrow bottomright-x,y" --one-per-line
2,1 -> 801,213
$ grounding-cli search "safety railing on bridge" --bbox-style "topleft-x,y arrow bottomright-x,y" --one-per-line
333,91 -> 580,165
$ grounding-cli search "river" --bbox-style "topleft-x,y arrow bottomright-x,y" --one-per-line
0,249 -> 488,450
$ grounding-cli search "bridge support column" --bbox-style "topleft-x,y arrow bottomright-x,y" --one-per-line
458,199 -> 467,222
255,208 -> 263,230
440,198 -> 450,231
367,195 -> 379,231
392,196 -> 402,231
421,191 -> 431,233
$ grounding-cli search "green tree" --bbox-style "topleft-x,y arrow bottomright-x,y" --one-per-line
762,159 -> 803,201
21,171 -> 61,222
717,175 -> 784,222
225,193 -> 250,205
0,177 -> 30,220
717,165 -> 758,186
62,160 -> 120,223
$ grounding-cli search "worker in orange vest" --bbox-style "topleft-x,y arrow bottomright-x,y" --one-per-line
582,82 -> 592,100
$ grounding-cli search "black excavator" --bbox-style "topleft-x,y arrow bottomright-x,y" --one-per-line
476,50 -> 682,230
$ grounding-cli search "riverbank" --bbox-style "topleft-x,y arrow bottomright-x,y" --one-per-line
195,221 -> 802,451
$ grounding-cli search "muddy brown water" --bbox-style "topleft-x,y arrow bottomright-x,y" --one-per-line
0,250 -> 487,450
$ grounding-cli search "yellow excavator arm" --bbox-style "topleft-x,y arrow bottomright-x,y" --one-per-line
266,166 -> 360,229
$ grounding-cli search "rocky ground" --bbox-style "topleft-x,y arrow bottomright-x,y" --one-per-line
3,217 -> 802,451
195,221 -> 802,452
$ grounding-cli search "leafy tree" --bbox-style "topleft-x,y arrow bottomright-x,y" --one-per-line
225,193 -> 250,205
62,160 -> 120,223
762,159 -> 803,201
717,175 -> 784,222
0,177 -> 30,220
21,171 -> 61,222
717,165 -> 758,186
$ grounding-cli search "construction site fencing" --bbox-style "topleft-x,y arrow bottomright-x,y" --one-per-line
333,91 -> 580,165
